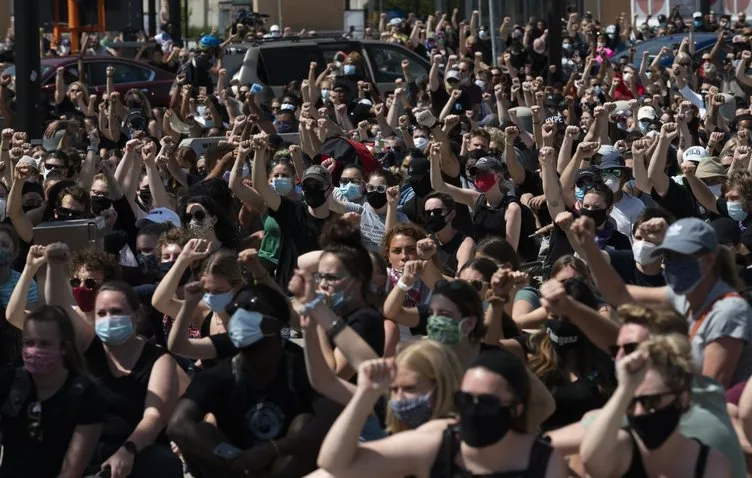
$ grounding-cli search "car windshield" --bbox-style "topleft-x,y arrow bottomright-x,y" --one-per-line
3,64 -> 52,77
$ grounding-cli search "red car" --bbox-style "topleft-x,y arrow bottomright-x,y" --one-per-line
4,56 -> 176,109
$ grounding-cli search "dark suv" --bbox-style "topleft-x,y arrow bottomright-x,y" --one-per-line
224,37 -> 430,102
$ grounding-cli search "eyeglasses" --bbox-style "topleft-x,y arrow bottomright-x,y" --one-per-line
56,207 -> 86,220
627,391 -> 678,415
608,342 -> 639,358
340,177 -> 363,186
70,277 -> 98,289
69,88 -> 81,93
27,401 -> 42,441
313,272 -> 348,284
183,209 -> 206,223
424,208 -> 447,218
365,184 -> 387,193
601,168 -> 624,178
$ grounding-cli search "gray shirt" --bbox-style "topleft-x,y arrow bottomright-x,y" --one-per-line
359,203 -> 410,253
667,279 -> 752,386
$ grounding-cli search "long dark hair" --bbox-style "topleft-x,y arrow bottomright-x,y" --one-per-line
320,218 -> 373,300
181,195 -> 240,249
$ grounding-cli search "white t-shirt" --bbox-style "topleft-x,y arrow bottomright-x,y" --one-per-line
610,194 -> 645,241
359,203 -> 410,252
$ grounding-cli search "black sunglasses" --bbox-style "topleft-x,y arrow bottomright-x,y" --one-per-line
627,391 -> 678,415
608,342 -> 639,358
423,208 -> 447,218
454,391 -> 505,413
44,162 -> 65,171
467,279 -> 488,292
183,209 -> 206,223
70,277 -> 98,289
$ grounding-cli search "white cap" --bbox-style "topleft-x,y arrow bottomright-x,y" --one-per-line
637,106 -> 657,121
445,69 -> 461,81
388,18 -> 403,26
693,11 -> 703,18
683,146 -> 708,163
270,24 -> 280,32
606,24 -> 617,34
135,207 -> 181,228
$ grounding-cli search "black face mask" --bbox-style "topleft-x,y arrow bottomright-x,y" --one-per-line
156,260 -> 191,285
424,213 -> 449,233
303,189 -> 328,208
456,393 -> 513,448
627,398 -> 683,449
545,319 -> 583,352
580,207 -> 608,228
409,176 -> 432,197
91,196 -> 112,215
137,253 -> 159,277
138,189 -> 152,205
366,191 -> 388,209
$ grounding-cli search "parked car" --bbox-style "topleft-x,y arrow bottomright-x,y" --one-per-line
223,36 -> 431,103
611,32 -> 721,68
3,56 -> 176,111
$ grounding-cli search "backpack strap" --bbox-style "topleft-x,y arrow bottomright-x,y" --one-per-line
694,440 -> 710,478
525,436 -> 553,477
1,367 -> 32,419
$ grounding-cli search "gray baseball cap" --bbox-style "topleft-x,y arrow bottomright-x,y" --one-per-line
650,217 -> 718,258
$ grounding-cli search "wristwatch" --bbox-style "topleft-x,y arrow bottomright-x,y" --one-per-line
122,441 -> 138,455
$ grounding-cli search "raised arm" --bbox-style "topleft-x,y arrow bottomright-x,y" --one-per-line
382,260 -> 423,328
228,141 -> 266,212
6,245 -> 46,330
7,160 -> 34,243
142,140 -> 171,209
631,139 -> 653,194
152,238 -> 211,320
166,281 -> 219,360
646,123 -> 679,196
428,142 -> 479,207
250,136 -> 282,212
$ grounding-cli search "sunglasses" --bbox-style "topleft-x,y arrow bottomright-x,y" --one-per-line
56,207 -> 85,220
44,162 -> 64,171
70,277 -> 99,289
627,391 -> 678,415
340,178 -> 363,185
424,208 -> 447,218
365,184 -> 387,193
69,88 -> 81,93
183,209 -> 206,223
467,279 -> 488,292
608,342 -> 639,358
454,391 -> 505,413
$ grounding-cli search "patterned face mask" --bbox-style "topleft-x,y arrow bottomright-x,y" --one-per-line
426,315 -> 468,346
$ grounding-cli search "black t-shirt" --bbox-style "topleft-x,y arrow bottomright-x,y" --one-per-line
180,341 -> 319,449
268,197 -> 337,290
402,173 -> 474,237
434,231 -> 466,278
608,250 -> 666,287
430,85 -> 479,117
472,194 -> 537,261
545,210 -> 631,269
335,307 -> 385,358
0,368 -> 107,478
650,179 -> 703,220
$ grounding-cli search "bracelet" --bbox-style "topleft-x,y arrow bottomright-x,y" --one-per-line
269,439 -> 280,457
397,278 -> 413,291
299,293 -> 325,316
326,319 -> 347,341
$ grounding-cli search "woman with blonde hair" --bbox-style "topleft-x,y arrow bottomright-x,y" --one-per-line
581,334 -> 732,477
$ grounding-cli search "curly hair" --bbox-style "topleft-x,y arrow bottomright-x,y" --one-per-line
726,171 -> 752,205
617,303 -> 689,336
55,184 -> 91,213
71,248 -> 121,282
639,333 -> 694,394
381,222 -> 428,265
157,228 -> 194,256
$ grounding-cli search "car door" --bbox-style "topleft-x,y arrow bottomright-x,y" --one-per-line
362,43 -> 429,96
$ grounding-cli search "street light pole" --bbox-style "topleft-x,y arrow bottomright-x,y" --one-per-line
488,0 -> 497,66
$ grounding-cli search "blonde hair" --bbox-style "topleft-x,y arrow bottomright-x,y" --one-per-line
638,333 -> 694,393
385,340 -> 463,434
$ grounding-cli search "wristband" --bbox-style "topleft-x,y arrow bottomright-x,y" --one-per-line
122,441 -> 138,455
326,319 -> 347,341
397,278 -> 413,291
299,293 -> 326,316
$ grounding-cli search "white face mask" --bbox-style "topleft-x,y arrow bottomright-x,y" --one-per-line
604,176 -> 621,193
414,137 -> 429,150
632,240 -> 659,265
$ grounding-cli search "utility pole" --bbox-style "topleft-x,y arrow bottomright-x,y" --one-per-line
13,0 -> 41,139
547,0 -> 562,84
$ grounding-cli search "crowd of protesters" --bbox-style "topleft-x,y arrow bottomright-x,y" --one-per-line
3,5 -> 752,478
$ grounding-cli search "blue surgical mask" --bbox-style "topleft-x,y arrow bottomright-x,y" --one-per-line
228,308 -> 266,349
343,64 -> 356,76
95,315 -> 134,346
639,120 -> 651,134
593,85 -> 602,95
727,200 -> 748,222
694,20 -> 703,28
389,391 -> 434,429
575,186 -> 587,203
414,137 -> 429,150
321,88 -> 330,100
271,177 -> 293,195
338,182 -> 363,201
203,291 -> 234,313
330,290 -> 347,313
203,120 -> 215,129
663,257 -> 703,295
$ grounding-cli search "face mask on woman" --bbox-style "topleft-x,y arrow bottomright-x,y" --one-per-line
456,391 -> 513,447
73,285 -> 98,312
338,182 -> 363,201
22,345 -> 63,375
603,175 -> 621,193
366,190 -> 388,209
727,200 -> 748,222
473,173 -> 497,193
389,391 -> 434,429
575,186 -> 587,203
271,177 -> 293,195
95,315 -> 134,345
189,215 -> 217,236
427,315 -> 468,346
203,291 -> 234,313
414,137 -> 429,150
343,64 -> 356,76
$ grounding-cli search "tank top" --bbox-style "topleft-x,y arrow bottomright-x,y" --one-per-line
429,424 -> 553,477
84,338 -> 168,446
623,432 -> 709,478
434,231 -> 466,278
472,195 -> 537,261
